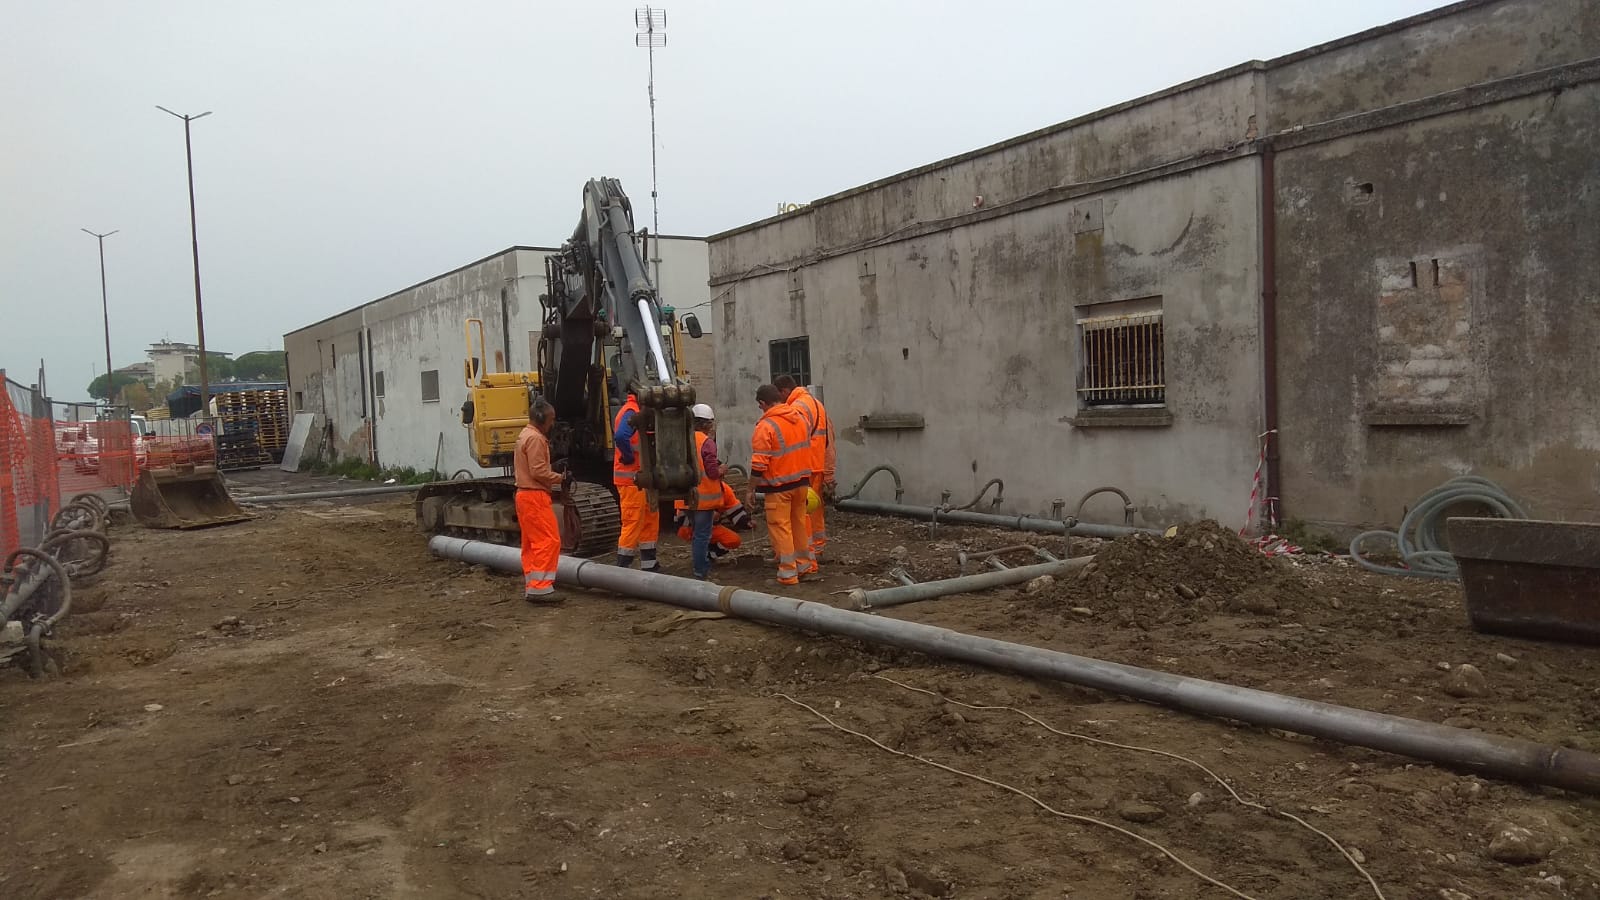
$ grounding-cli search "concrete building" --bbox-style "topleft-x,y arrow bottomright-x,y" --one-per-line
113,361 -> 155,385
706,0 -> 1600,533
146,341 -> 230,387
282,237 -> 712,476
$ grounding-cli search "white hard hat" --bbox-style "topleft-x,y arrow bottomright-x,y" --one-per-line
691,403 -> 715,420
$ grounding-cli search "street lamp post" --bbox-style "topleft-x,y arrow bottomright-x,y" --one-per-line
80,228 -> 119,407
156,105 -> 213,418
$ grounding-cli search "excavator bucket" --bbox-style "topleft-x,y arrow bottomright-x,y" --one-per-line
1448,517 -> 1600,645
129,465 -> 253,529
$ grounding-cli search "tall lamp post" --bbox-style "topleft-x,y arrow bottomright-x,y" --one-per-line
81,228 -> 119,407
156,105 -> 213,418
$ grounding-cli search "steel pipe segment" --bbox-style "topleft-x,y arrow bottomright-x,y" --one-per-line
240,483 -> 425,504
849,557 -> 1093,610
429,535 -> 1600,796
836,499 -> 1160,539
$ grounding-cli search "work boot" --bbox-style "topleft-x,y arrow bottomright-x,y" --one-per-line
524,590 -> 566,605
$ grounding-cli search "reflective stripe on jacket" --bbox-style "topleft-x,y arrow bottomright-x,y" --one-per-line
749,403 -> 813,494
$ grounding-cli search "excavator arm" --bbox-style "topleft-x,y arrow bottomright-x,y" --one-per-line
539,178 -> 698,501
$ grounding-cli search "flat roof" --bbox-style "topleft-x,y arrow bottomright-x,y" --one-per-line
287,234 -> 710,337
706,0 -> 1497,242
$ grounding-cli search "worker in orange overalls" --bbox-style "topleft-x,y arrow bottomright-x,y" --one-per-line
674,404 -> 753,569
774,374 -> 835,558
612,387 -> 660,572
675,480 -> 753,561
746,383 -> 815,586
513,397 -> 566,603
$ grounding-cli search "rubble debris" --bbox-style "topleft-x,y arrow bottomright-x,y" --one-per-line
1486,824 -> 1551,864
1443,664 -> 1490,699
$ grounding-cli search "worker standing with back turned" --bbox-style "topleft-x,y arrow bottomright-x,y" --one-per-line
774,374 -> 835,558
612,385 -> 660,572
747,384 -> 815,586
513,397 -> 565,604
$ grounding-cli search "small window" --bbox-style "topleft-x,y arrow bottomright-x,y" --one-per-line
1076,300 -> 1164,407
374,371 -> 385,398
420,369 -> 441,403
769,336 -> 811,386
294,391 -> 304,410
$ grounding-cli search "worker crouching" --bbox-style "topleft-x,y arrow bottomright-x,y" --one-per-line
747,384 -> 816,586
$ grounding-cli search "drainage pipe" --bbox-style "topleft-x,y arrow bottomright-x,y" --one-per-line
429,535 -> 1600,796
958,544 -> 1057,574
239,483 -> 424,504
850,556 -> 1093,610
836,499 -> 1160,540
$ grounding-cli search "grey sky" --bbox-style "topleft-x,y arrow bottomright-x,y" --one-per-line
2,0 -> 1439,400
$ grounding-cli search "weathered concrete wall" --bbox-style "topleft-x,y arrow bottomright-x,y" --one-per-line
708,0 -> 1600,530
1275,80 -> 1600,527
714,157 -> 1265,528
284,238 -> 712,475
1267,0 -> 1600,130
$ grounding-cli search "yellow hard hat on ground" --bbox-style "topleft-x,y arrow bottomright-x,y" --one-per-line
806,487 -> 821,513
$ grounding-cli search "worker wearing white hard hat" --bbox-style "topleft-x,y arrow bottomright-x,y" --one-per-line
683,401 -> 724,580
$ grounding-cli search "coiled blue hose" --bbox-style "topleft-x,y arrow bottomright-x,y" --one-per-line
1349,476 -> 1527,579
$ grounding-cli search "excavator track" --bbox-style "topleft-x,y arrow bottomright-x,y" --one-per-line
415,477 -> 622,558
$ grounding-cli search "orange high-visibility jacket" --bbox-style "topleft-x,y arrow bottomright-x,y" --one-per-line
612,395 -> 642,483
690,431 -> 723,510
750,403 -> 813,494
786,386 -> 836,479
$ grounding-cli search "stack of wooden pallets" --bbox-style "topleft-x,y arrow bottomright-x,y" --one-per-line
215,388 -> 291,464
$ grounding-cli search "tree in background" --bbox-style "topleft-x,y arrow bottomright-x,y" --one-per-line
232,350 -> 287,381
186,351 -> 235,382
87,372 -> 142,402
122,381 -> 155,411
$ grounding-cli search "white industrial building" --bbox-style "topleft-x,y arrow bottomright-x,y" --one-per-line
282,237 -> 712,476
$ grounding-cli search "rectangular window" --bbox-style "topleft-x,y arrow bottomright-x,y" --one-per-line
420,369 -> 440,403
1076,299 -> 1164,407
294,391 -> 304,410
769,336 -> 811,386
374,371 -> 385,398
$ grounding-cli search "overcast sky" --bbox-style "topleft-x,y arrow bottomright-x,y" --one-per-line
2,0 -> 1440,399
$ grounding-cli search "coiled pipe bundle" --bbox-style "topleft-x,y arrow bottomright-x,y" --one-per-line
1350,476 -> 1526,579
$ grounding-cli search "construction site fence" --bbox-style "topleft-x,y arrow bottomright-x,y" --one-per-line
0,368 -> 222,559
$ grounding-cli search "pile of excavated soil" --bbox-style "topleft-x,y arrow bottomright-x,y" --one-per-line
1062,520 -> 1307,627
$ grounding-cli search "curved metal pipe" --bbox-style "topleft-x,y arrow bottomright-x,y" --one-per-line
837,498 -> 1159,539
949,478 -> 1005,512
957,544 -> 1056,574
429,535 -> 1600,796
837,465 -> 905,503
850,556 -> 1094,610
240,483 -> 424,504
1075,485 -> 1135,526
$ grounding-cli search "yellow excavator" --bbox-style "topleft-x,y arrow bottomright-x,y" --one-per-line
414,178 -> 705,555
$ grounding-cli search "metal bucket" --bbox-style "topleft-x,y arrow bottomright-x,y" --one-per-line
129,465 -> 253,529
1448,517 -> 1600,644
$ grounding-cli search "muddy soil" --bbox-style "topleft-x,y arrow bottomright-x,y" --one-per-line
3,475 -> 1598,900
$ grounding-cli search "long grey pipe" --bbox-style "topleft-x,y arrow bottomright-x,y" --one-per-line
836,498 -> 1160,539
239,483 -> 424,504
431,535 -> 1600,795
848,557 -> 1094,610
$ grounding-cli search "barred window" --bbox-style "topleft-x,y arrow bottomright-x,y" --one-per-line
769,336 -> 811,386
1077,305 -> 1164,407
420,369 -> 440,403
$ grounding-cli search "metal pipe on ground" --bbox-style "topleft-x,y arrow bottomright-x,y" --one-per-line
430,535 -> 1600,796
836,498 -> 1160,540
850,557 -> 1094,610
239,483 -> 424,504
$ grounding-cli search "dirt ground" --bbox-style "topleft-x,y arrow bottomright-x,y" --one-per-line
4,472 -> 1599,900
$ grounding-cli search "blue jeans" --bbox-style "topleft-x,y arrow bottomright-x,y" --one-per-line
691,510 -> 715,578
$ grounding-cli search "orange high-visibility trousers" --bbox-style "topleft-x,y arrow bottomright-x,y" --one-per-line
616,482 -> 660,570
764,487 -> 815,585
515,489 -> 560,595
676,522 -> 742,552
807,472 -> 828,556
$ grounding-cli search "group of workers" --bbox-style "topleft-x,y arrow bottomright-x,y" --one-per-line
512,376 -> 836,602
